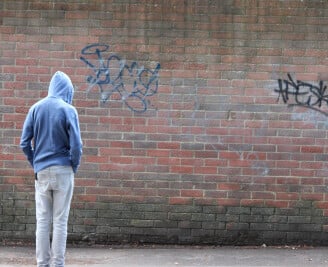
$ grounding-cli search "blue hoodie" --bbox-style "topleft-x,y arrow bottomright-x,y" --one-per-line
20,71 -> 83,173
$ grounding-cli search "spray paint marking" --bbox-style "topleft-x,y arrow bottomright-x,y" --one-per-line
80,43 -> 161,113
275,73 -> 328,116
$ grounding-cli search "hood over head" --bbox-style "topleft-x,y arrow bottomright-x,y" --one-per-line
48,71 -> 74,104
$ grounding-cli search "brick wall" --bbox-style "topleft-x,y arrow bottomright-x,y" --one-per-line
1,0 -> 328,245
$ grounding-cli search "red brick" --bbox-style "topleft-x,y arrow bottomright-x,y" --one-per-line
158,142 -> 180,150
74,194 -> 97,203
301,146 -> 324,154
170,166 -> 193,174
194,166 -> 217,174
218,183 -> 241,191
276,193 -> 299,201
86,187 -> 108,195
75,179 -> 97,187
181,189 -> 203,198
169,197 -> 193,205
217,198 -> 240,206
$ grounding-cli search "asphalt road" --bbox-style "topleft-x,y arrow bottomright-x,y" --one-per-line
0,245 -> 328,266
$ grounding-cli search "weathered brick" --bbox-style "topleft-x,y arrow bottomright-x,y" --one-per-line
2,0 -> 328,246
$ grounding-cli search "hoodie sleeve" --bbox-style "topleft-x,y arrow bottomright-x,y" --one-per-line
68,108 -> 83,173
20,109 -> 35,168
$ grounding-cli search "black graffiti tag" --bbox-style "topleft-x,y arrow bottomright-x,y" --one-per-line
275,73 -> 328,116
80,43 -> 161,113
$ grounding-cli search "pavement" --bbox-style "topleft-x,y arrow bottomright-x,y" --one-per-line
0,244 -> 328,267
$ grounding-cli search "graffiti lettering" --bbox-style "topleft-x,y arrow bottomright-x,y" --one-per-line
275,73 -> 328,116
80,43 -> 161,113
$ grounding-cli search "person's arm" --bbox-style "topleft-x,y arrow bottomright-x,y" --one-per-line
20,110 -> 34,167
68,108 -> 83,173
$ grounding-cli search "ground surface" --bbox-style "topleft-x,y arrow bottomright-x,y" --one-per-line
0,245 -> 328,266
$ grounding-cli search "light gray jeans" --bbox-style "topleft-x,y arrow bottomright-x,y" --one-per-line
35,165 -> 74,267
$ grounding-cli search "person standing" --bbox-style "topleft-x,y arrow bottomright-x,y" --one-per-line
20,71 -> 83,267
